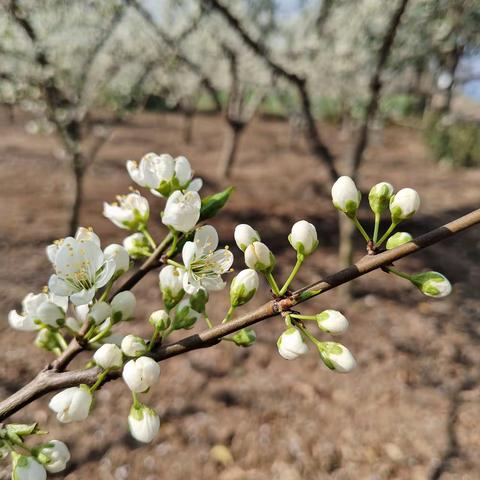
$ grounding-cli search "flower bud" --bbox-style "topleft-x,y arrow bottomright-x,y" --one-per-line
149,309 -> 170,331
244,242 -> 275,272
289,220 -> 318,257
389,188 -> 420,223
386,231 -> 412,250
36,301 -> 65,328
48,385 -> 92,423
12,453 -> 47,480
232,328 -> 256,347
111,291 -> 136,322
368,182 -> 394,215
319,342 -> 357,373
122,356 -> 160,393
104,244 -> 130,277
37,440 -> 70,473
331,176 -> 361,218
172,299 -> 201,330
189,288 -> 209,313
316,310 -> 349,334
159,265 -> 185,310
123,233 -> 150,259
35,328 -> 59,352
162,190 -> 201,233
234,224 -> 260,252
230,269 -> 259,307
93,343 -> 123,369
277,327 -> 309,360
88,301 -> 112,325
121,334 -> 147,357
103,192 -> 150,230
128,404 -> 160,443
410,271 -> 452,298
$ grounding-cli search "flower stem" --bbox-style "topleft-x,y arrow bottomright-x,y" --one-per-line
99,279 -> 114,302
352,216 -> 371,243
88,319 -> 112,344
204,314 -> 214,329
265,272 -> 281,296
55,332 -> 68,351
373,213 -> 381,243
90,369 -> 110,393
290,314 -> 317,321
384,266 -> 413,281
140,226 -> 157,249
167,230 -> 179,257
376,221 -> 398,248
132,391 -> 141,409
222,305 -> 236,324
167,259 -> 185,269
147,328 -> 160,352
279,256 -> 303,296
294,322 -> 321,347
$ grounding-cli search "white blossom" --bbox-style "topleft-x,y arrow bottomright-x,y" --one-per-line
234,224 -> 260,252
103,192 -> 150,230
159,265 -> 185,309
289,220 -> 318,256
128,404 -> 160,443
331,176 -> 361,217
122,357 -> 160,393
127,152 -> 174,195
111,291 -> 136,321
181,225 -> 233,294
48,386 -> 92,423
93,343 -> 123,369
390,188 -> 420,222
320,342 -> 357,373
162,190 -> 201,233
277,328 -> 309,360
48,234 -> 116,305
8,292 -> 67,331
12,454 -> 46,480
316,310 -> 349,334
244,241 -> 275,272
230,269 -> 259,307
38,440 -> 70,474
104,244 -> 130,276
123,233 -> 150,259
121,334 -> 147,357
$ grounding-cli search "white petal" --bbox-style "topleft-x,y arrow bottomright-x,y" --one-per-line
182,241 -> 197,268
187,177 -> 203,192
48,275 -> 75,297
70,288 -> 96,306
194,225 -> 219,255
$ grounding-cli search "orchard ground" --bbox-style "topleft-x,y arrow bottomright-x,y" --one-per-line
1,110 -> 480,480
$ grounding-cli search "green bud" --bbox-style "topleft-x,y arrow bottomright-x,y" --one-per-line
190,288 -> 209,313
386,232 -> 412,250
172,299 -> 201,330
230,269 -> 259,307
231,328 -> 256,347
410,271 -> 452,298
368,182 -> 394,215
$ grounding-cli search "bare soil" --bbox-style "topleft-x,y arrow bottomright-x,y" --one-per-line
0,111 -> 480,480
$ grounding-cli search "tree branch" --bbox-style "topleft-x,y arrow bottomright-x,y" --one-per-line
1,208 -> 479,421
202,0 -> 338,182
348,0 -> 409,178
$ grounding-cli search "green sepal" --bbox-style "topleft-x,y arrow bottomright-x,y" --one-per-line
232,328 -> 256,347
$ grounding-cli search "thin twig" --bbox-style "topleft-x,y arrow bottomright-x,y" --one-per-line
0,209 -> 479,421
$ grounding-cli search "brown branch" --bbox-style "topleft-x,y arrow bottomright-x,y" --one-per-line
1,208 -> 479,422
126,0 -> 223,112
202,0 -> 338,183
348,0 -> 409,178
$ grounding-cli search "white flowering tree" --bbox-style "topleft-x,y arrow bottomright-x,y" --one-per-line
1,149 -> 480,477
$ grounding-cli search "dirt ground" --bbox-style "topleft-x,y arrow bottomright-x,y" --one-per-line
0,111 -> 480,480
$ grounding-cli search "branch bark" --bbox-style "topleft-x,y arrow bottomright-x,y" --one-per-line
202,0 -> 338,183
1,208 -> 479,421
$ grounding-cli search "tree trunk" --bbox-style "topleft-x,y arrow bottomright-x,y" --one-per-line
69,155 -> 84,236
218,121 -> 244,179
182,110 -> 194,145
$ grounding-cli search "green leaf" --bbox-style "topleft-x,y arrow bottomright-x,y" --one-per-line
200,187 -> 234,221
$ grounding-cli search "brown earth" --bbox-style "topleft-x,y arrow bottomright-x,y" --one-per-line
0,111 -> 480,480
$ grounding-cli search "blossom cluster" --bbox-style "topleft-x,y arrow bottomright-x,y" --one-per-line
4,154 -> 453,477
